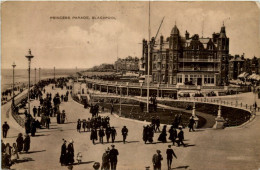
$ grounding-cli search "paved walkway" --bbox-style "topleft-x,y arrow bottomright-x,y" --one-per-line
2,85 -> 260,170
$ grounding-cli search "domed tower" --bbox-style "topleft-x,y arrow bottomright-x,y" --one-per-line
168,24 -> 182,85
217,23 -> 229,85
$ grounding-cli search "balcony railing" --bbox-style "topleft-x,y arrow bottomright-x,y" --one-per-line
178,58 -> 220,62
179,67 -> 219,72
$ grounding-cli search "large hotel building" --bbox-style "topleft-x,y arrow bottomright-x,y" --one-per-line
141,24 -> 229,86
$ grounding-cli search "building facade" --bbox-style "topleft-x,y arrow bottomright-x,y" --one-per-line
141,24 -> 230,86
114,56 -> 139,72
228,54 -> 245,80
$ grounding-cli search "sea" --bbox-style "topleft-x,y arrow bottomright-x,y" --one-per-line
1,68 -> 86,92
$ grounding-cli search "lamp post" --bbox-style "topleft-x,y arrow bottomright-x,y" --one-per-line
192,102 -> 199,128
119,85 -> 122,116
54,66 -> 56,82
39,67 -> 41,82
25,49 -> 34,115
12,62 -> 16,106
34,68 -> 37,85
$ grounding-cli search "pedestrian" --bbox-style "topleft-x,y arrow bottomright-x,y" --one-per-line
166,145 -> 177,170
16,133 -> 23,153
188,116 -> 195,132
101,148 -> 110,170
2,121 -> 10,138
2,140 -> 6,153
4,143 -> 12,165
90,128 -> 98,144
37,106 -> 41,117
121,126 -> 128,144
158,125 -> 167,143
33,106 -> 37,117
106,126 -> 111,143
23,134 -> 30,153
110,104 -> 114,115
60,139 -> 67,166
155,117 -> 160,132
82,119 -> 87,132
109,145 -> 119,170
76,152 -> 82,164
152,150 -> 163,170
168,126 -> 177,145
77,119 -> 81,133
143,126 -> 148,144
111,127 -> 117,143
99,127 -> 105,144
177,127 -> 186,147
46,116 -> 51,129
11,143 -> 19,164
67,139 -> 74,165
30,119 -> 37,136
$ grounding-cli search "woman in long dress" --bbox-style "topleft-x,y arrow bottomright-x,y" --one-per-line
23,134 -> 30,153
16,133 -> 23,153
11,143 -> 19,163
60,140 -> 67,166
158,125 -> 167,143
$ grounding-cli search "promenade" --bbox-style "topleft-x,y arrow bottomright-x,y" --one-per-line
1,84 -> 260,170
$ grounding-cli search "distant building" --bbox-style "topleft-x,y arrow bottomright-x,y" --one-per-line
114,56 -> 139,72
141,23 -> 229,86
228,54 -> 245,80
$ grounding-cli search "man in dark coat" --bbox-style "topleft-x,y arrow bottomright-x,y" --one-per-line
121,126 -> 128,144
168,126 -> 177,145
16,133 -> 23,153
90,128 -> 98,144
30,120 -> 37,136
101,148 -> 110,170
177,127 -> 186,147
109,145 -> 119,170
60,140 -> 67,166
33,106 -> 37,117
67,139 -> 74,165
37,106 -> 41,117
155,117 -> 160,132
46,116 -> 51,129
99,127 -> 105,144
152,150 -> 163,170
106,126 -> 111,143
23,134 -> 30,153
2,122 -> 10,138
111,127 -> 117,143
166,145 -> 177,170
188,116 -> 195,132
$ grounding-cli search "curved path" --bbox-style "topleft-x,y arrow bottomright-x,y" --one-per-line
2,85 -> 260,170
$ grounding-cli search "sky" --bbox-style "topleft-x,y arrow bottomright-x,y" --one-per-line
1,1 -> 260,69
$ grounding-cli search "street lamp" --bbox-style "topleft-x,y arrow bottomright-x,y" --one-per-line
119,85 -> 122,116
25,49 -> 34,115
34,68 -> 37,85
39,67 -> 41,82
12,62 -> 16,106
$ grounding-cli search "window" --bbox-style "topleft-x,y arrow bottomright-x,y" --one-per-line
204,75 -> 214,84
185,75 -> 189,82
177,75 -> 182,83
153,64 -> 156,69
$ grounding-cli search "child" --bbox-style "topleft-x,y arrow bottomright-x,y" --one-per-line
76,152 -> 82,164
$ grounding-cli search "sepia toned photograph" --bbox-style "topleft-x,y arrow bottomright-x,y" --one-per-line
1,1 -> 260,170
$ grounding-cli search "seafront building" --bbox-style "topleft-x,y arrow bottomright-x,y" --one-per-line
141,24 -> 230,86
114,56 -> 139,72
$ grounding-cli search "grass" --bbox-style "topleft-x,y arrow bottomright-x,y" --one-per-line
158,100 -> 251,127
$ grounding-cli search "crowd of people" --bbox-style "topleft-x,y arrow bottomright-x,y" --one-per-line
1,133 -> 31,169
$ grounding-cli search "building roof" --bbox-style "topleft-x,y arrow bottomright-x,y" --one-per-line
171,25 -> 179,35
